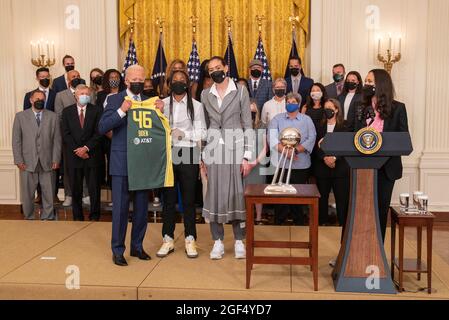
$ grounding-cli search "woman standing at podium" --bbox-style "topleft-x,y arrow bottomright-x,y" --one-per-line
352,69 -> 409,242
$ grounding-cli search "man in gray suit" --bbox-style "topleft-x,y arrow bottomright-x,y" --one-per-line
54,70 -> 88,207
247,59 -> 273,112
12,90 -> 61,220
325,63 -> 346,99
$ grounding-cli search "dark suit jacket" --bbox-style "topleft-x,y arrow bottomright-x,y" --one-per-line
312,123 -> 349,178
286,76 -> 314,107
52,75 -> 68,93
338,92 -> 362,128
352,100 -> 409,181
247,78 -> 273,111
23,88 -> 56,112
62,103 -> 104,169
325,83 -> 340,99
98,90 -> 148,177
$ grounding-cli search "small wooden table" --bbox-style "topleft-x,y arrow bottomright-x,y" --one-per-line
244,184 -> 320,291
390,206 -> 435,293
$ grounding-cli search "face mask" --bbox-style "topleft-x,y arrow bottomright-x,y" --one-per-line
65,65 -> 75,73
274,89 -> 286,98
363,85 -> 376,98
171,81 -> 188,95
286,103 -> 299,113
333,74 -> 344,83
39,78 -> 50,88
109,79 -> 120,89
34,100 -> 45,110
210,70 -> 226,84
325,109 -> 336,119
345,81 -> 358,91
93,76 -> 103,86
143,90 -> 157,98
130,82 -> 145,95
78,95 -> 91,106
251,69 -> 262,79
71,78 -> 85,89
311,92 -> 323,101
290,68 -> 301,77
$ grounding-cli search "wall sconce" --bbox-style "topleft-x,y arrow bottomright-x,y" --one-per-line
30,39 -> 56,68
377,34 -> 401,74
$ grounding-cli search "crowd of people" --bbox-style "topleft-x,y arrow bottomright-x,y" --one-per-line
12,53 -> 409,265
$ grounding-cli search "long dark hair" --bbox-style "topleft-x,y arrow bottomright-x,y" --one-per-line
169,70 -> 195,125
321,98 -> 345,129
304,83 -> 328,110
195,59 -> 210,101
362,69 -> 395,120
102,69 -> 126,94
343,71 -> 363,94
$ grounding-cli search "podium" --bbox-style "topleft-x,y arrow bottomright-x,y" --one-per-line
321,131 -> 413,294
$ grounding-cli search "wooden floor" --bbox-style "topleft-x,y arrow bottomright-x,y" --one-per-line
0,220 -> 448,300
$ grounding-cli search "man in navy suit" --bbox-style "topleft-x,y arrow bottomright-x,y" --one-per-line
98,64 -> 151,266
285,56 -> 314,107
23,67 -> 56,112
52,55 -> 76,94
247,59 -> 273,111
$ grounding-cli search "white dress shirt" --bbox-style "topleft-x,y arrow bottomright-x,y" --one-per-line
344,92 -> 355,120
117,89 -> 142,118
209,80 -> 237,108
163,95 -> 207,148
291,74 -> 302,93
261,98 -> 286,126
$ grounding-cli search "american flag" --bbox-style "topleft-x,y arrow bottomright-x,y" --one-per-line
187,40 -> 201,83
253,34 -> 272,81
122,38 -> 138,76
151,32 -> 168,93
224,32 -> 239,81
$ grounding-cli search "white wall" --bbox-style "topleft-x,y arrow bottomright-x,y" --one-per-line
310,0 -> 449,211
0,0 -> 119,204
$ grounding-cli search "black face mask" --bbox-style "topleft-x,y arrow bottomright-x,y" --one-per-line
251,69 -> 262,79
65,65 -> 75,73
345,81 -> 358,91
210,70 -> 226,84
93,76 -> 103,86
363,85 -> 376,99
333,74 -> 344,83
34,100 -> 45,110
130,82 -> 145,95
70,78 -> 85,89
325,109 -> 335,120
290,68 -> 301,77
274,89 -> 286,98
171,81 -> 188,95
143,90 -> 157,98
39,78 -> 50,88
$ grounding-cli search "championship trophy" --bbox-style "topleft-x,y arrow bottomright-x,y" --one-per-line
264,128 -> 301,194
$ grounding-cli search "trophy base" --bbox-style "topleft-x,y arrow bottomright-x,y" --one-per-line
264,184 -> 297,195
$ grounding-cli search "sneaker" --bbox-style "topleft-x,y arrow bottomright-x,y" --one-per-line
329,258 -> 337,268
156,235 -> 175,258
234,240 -> 246,259
62,196 -> 72,207
82,196 -> 90,206
210,240 -> 225,260
185,236 -> 198,259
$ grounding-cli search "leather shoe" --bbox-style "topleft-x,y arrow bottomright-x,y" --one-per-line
112,255 -> 128,266
130,249 -> 151,260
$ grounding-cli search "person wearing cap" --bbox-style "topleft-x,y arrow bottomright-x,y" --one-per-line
246,59 -> 273,112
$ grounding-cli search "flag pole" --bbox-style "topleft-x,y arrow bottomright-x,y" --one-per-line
225,16 -> 233,75
190,16 -> 198,42
156,17 -> 165,94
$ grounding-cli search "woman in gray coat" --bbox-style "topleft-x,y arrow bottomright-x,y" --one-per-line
201,56 -> 253,260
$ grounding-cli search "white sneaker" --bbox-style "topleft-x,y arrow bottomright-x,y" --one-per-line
329,258 -> 337,268
210,240 -> 225,260
62,196 -> 72,207
82,196 -> 90,206
157,235 -> 175,258
234,240 -> 246,259
185,236 -> 198,259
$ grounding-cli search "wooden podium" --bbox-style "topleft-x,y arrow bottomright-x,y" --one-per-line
321,132 -> 413,294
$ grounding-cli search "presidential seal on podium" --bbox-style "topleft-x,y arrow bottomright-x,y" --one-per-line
354,127 -> 383,155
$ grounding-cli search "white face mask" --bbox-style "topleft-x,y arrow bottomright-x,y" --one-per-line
311,92 -> 323,101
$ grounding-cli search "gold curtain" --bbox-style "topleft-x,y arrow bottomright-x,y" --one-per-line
119,0 -> 310,79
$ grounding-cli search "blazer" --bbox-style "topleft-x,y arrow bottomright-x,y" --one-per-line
52,74 -> 68,93
338,92 -> 363,128
325,82 -> 342,99
286,75 -> 314,107
312,123 -> 349,178
23,88 -> 56,112
98,90 -> 149,177
12,109 -> 61,172
352,100 -> 409,181
55,88 -> 77,122
62,103 -> 104,169
201,83 -> 253,155
247,78 -> 273,111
